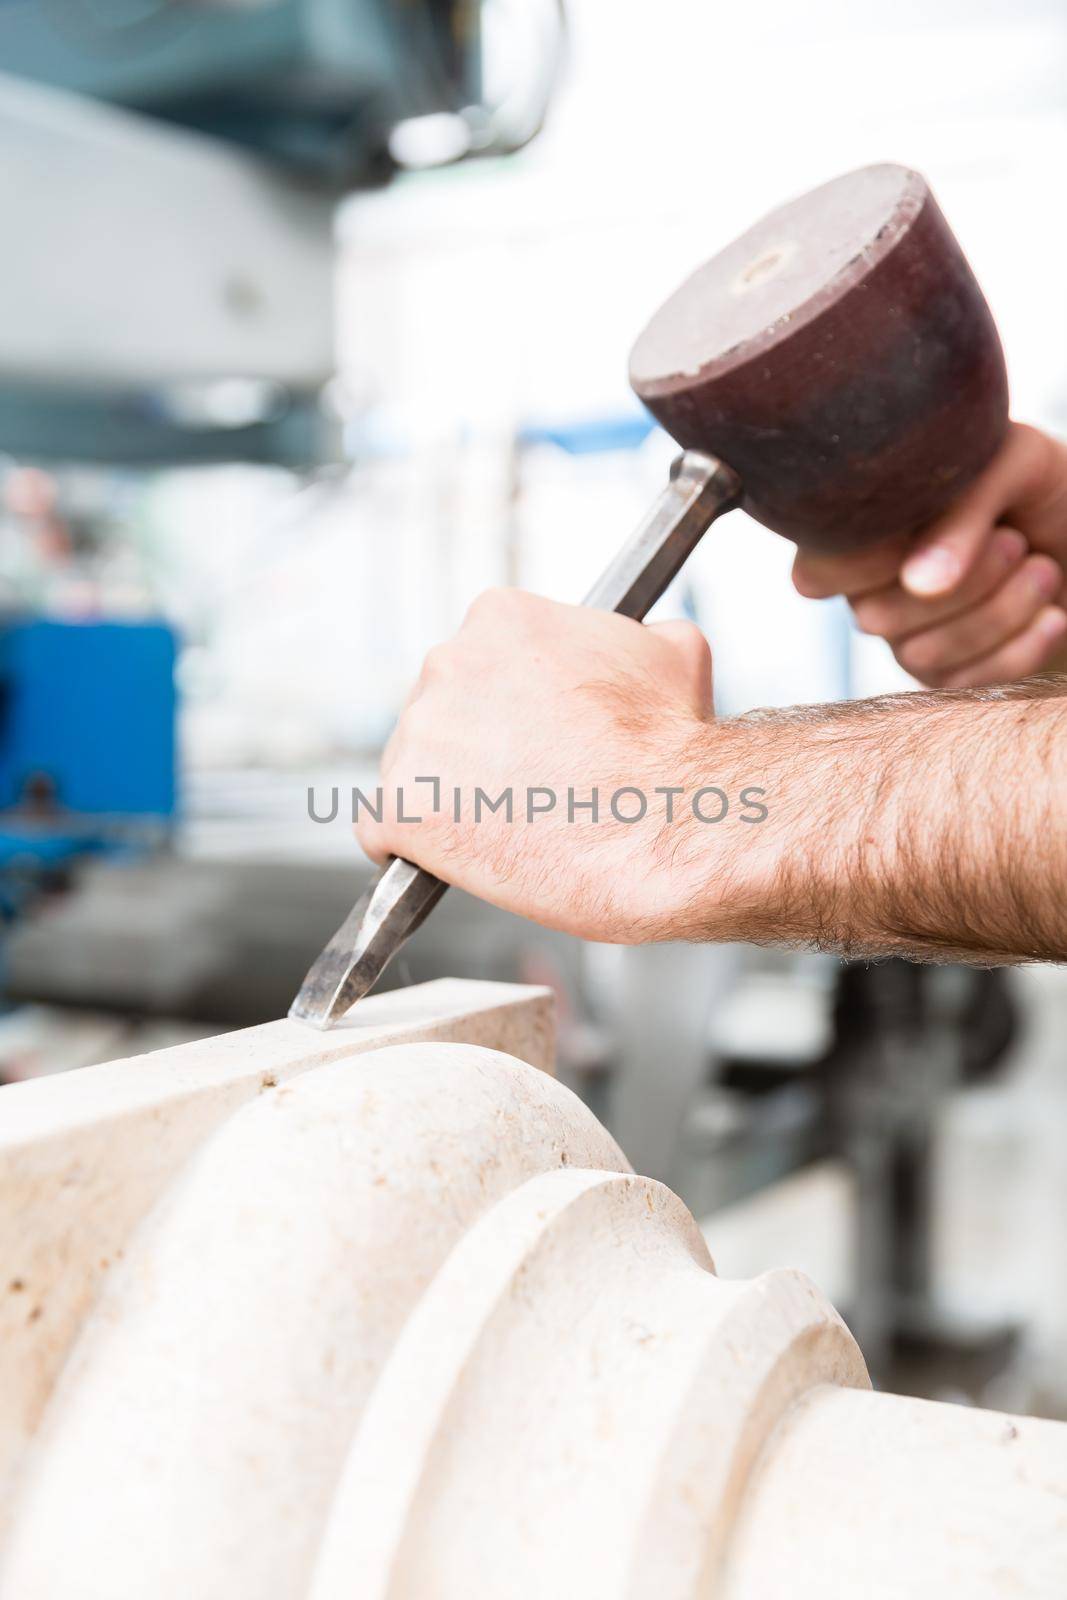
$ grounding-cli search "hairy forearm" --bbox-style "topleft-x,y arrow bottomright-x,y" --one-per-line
358,589 -> 1067,957
693,677 -> 1067,963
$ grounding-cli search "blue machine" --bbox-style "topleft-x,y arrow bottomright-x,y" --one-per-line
0,618 -> 177,923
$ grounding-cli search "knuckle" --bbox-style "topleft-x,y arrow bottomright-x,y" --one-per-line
851,598 -> 889,636
382,713 -> 423,778
1028,555 -> 1062,597
1006,632 -> 1049,677
419,641 -> 453,682
462,588 -> 498,626
798,564 -> 862,600
792,563 -> 834,599
353,814 -> 386,862
669,619 -> 712,667
353,810 -> 376,845
396,696 -> 432,744
464,585 -> 527,626
895,641 -> 944,685
897,634 -> 939,675
993,574 -> 1040,627
991,526 -> 1027,568
379,735 -> 401,782
1009,420 -> 1045,471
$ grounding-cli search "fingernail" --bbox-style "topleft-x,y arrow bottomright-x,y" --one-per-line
1037,606 -> 1067,641
902,545 -> 961,596
993,529 -> 1026,564
1030,558 -> 1062,601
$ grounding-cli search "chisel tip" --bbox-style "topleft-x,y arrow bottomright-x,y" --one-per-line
288,857 -> 448,1030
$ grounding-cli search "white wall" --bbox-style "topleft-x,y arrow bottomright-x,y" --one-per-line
328,0 -> 1067,721
167,0 -> 1067,763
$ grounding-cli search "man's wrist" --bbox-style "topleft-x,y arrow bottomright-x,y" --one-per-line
659,713 -> 827,947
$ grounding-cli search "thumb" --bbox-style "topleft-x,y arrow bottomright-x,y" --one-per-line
645,619 -> 713,718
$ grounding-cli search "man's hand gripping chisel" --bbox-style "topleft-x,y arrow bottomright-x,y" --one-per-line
288,451 -> 740,1028
290,162 -> 1011,1027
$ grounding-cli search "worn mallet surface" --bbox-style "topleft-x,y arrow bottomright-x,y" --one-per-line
630,163 -> 1008,553
292,163 -> 1010,1026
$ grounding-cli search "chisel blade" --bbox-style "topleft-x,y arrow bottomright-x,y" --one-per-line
287,856 -> 447,1028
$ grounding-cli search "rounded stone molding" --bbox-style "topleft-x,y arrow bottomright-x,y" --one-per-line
0,983 -> 1063,1599
311,1168 -> 864,1600
1,1043 -> 626,1600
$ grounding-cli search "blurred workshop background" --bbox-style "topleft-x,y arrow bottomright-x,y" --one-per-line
1,0 -> 1066,1415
